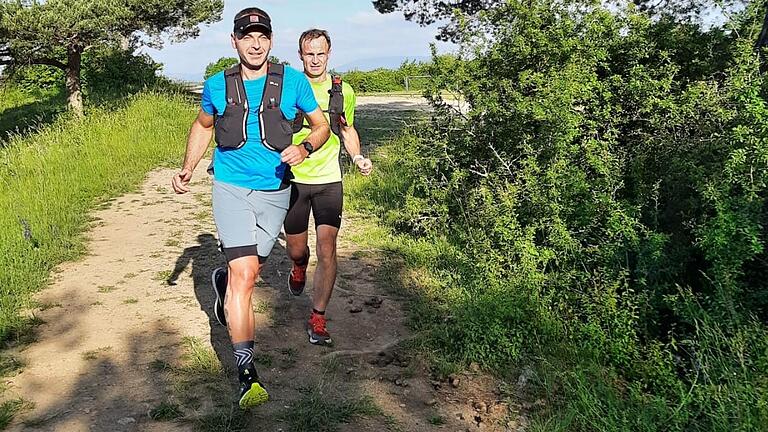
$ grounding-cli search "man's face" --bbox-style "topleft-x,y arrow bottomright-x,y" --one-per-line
231,30 -> 272,69
299,37 -> 330,78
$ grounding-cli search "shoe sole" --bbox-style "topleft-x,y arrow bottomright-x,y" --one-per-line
239,382 -> 269,409
287,280 -> 305,296
211,268 -> 226,327
306,327 -> 332,346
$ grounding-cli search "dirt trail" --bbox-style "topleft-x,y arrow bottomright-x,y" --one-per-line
3,97 -> 513,431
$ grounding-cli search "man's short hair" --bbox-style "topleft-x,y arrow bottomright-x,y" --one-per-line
298,29 -> 331,52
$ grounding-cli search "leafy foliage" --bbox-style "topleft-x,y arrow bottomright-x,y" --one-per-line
204,56 -> 290,80
360,0 -> 768,429
204,57 -> 238,79
372,0 -> 505,41
341,59 -> 437,93
0,0 -> 223,113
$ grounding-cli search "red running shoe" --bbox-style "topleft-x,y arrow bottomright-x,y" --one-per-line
288,254 -> 309,296
306,312 -> 332,346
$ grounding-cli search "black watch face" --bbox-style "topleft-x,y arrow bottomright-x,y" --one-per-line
303,142 -> 313,154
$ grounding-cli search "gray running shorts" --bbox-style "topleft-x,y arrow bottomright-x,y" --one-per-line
212,180 -> 290,261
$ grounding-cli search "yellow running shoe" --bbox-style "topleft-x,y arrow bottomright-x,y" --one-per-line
238,364 -> 269,409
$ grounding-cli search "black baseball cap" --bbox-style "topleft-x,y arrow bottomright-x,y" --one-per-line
233,7 -> 272,37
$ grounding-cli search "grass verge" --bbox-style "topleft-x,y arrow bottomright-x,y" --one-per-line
278,381 -> 382,432
0,91 -> 195,344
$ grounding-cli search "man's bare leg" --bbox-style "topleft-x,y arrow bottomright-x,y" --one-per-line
311,225 -> 339,311
223,255 -> 269,406
224,256 -> 261,343
286,225 -> 338,345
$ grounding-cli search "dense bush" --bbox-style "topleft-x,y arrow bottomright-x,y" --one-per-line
81,48 -> 163,100
342,59 -> 434,92
342,68 -> 404,92
6,65 -> 65,92
362,1 -> 768,429
204,57 -> 238,79
4,48 -> 163,100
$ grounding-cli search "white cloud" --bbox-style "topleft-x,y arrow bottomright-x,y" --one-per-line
145,0 -> 455,80
344,10 -> 401,26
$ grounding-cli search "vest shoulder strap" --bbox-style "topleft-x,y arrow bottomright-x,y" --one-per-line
328,75 -> 346,136
258,62 -> 293,152
223,65 -> 245,106
262,62 -> 285,109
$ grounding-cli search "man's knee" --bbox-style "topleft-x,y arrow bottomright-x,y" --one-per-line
228,264 -> 260,292
316,238 -> 337,264
286,235 -> 309,261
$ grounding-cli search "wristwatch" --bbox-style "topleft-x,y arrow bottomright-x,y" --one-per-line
301,141 -> 314,156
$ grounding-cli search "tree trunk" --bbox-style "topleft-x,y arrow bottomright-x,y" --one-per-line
758,7 -> 768,50
65,44 -> 84,117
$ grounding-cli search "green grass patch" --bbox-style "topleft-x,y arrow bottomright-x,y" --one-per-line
278,382 -> 382,432
0,355 -> 24,378
0,398 -> 33,429
149,401 -> 183,421
153,270 -> 174,285
81,346 -> 112,360
0,91 -> 195,343
152,338 -> 247,429
428,414 -> 445,425
0,86 -> 66,140
97,285 -> 117,293
178,337 -> 223,378
253,352 -> 273,368
195,407 -> 249,432
165,238 -> 181,247
253,300 -> 271,314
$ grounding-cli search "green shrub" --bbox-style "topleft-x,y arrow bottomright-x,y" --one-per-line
5,65 -> 65,92
341,59 -> 436,93
204,57 -> 238,79
81,48 -> 163,101
4,48 -> 163,99
348,0 -> 768,429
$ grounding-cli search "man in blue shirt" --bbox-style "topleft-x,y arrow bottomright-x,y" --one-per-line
171,7 -> 329,409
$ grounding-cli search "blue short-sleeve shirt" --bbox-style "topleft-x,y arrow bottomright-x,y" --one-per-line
201,66 -> 318,190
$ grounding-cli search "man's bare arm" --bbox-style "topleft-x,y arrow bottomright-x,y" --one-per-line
340,124 -> 362,158
281,107 -> 330,166
172,110 -> 214,194
340,123 -> 373,176
303,107 -> 330,151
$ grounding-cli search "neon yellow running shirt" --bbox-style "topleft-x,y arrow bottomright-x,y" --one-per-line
291,76 -> 356,184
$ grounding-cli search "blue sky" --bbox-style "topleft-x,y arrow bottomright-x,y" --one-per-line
144,0 -> 453,81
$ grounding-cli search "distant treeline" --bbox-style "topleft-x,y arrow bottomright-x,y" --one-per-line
203,55 -> 447,93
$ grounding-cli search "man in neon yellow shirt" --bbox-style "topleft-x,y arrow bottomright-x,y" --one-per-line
285,28 -> 373,346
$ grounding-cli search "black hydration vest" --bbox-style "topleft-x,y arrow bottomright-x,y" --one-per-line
214,62 -> 293,152
292,75 -> 346,138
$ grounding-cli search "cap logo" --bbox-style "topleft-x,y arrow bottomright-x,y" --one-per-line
249,15 -> 260,22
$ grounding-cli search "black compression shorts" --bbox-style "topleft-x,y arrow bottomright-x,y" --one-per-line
284,182 -> 343,235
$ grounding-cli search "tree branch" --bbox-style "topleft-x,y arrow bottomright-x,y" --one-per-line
34,58 -> 67,69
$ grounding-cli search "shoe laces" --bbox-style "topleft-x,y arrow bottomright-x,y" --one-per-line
308,312 -> 328,335
290,263 -> 307,283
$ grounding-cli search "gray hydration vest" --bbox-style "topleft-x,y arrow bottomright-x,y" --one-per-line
214,62 -> 293,152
